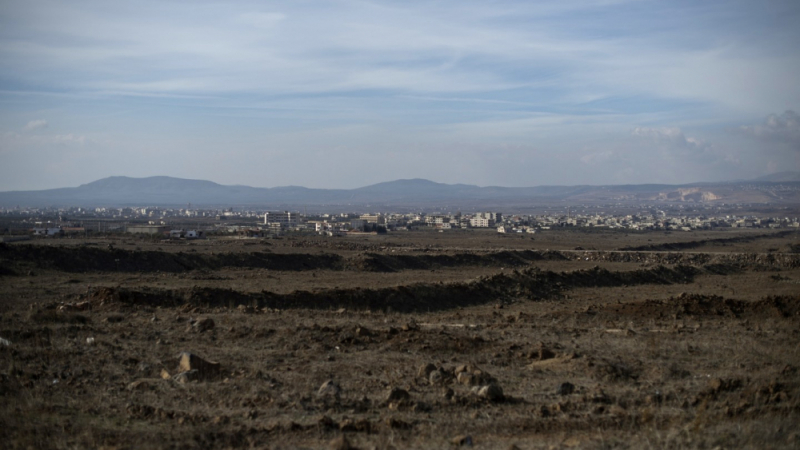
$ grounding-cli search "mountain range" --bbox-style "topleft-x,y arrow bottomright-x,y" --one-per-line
1,173 -> 799,210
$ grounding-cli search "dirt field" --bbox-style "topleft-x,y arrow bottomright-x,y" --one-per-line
1,228 -> 799,449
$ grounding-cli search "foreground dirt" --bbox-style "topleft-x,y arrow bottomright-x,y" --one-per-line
1,229 -> 799,449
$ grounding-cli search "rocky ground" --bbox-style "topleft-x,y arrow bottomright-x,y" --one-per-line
1,228 -> 799,449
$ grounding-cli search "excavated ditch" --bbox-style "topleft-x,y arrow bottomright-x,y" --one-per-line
71,265 -> 701,313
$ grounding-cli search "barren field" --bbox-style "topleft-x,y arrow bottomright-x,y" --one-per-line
1,228 -> 799,449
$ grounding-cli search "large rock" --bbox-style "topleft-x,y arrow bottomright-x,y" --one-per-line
477,384 -> 504,402
177,352 -> 221,381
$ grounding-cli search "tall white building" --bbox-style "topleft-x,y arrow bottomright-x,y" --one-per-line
264,211 -> 298,227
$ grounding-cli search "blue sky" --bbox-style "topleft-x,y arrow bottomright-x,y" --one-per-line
1,0 -> 799,190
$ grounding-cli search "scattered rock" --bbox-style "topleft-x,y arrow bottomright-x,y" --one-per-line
192,317 -> 215,333
354,325 -> 372,337
418,363 -> 437,378
318,380 -> 342,400
0,337 -> 10,347
401,319 -> 418,331
104,314 -> 125,323
385,417 -> 412,429
237,304 -> 257,314
454,364 -> 495,386
457,372 -> 474,385
386,387 -> 410,403
477,384 -> 504,402
329,435 -> 352,450
529,342 -> 556,360
429,369 -> 446,386
339,417 -> 371,432
451,435 -> 473,446
557,382 -> 575,396
160,369 -> 171,380
85,337 -> 95,345
412,401 -> 432,413
177,352 -> 221,381
137,361 -> 152,374
211,415 -> 229,425
173,370 -> 200,384
127,378 -> 162,391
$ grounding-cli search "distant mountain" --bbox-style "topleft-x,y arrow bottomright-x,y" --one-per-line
755,171 -> 800,182
0,175 -> 798,209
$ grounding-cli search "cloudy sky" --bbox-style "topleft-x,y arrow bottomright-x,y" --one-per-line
1,0 -> 799,190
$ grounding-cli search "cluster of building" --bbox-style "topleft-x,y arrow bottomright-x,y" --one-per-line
3,203 -> 800,239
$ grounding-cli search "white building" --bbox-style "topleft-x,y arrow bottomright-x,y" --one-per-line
264,211 -> 298,228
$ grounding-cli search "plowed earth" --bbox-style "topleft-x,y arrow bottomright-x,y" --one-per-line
1,228 -> 799,449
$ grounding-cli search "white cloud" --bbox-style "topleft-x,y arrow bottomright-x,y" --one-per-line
580,150 -> 617,165
738,110 -> 800,148
23,119 -> 48,131
631,127 -> 706,149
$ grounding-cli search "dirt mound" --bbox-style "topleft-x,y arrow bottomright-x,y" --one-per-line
0,244 -> 345,273
595,294 -> 800,320
80,265 -> 702,313
357,250 -> 555,272
619,230 -> 796,252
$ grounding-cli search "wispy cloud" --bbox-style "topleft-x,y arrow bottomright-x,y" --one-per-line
22,119 -> 47,131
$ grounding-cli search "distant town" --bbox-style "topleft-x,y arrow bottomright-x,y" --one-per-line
2,201 -> 799,240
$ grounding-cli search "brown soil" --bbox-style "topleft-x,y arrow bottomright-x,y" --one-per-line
1,228 -> 799,449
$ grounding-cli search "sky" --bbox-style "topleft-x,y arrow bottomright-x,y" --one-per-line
1,0 -> 799,191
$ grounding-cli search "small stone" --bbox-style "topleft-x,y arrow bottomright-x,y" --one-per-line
193,317 -> 215,333
401,320 -> 418,331
557,382 -> 575,396
477,384 -> 504,402
211,415 -> 229,425
386,387 -> 410,402
127,378 -> 161,390
318,380 -> 342,400
418,363 -> 437,378
533,342 -> 556,360
457,372 -> 474,386
429,369 -> 445,386
329,435 -> 351,450
173,370 -> 200,384
104,314 -> 124,323
451,435 -> 473,446
160,369 -> 171,380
